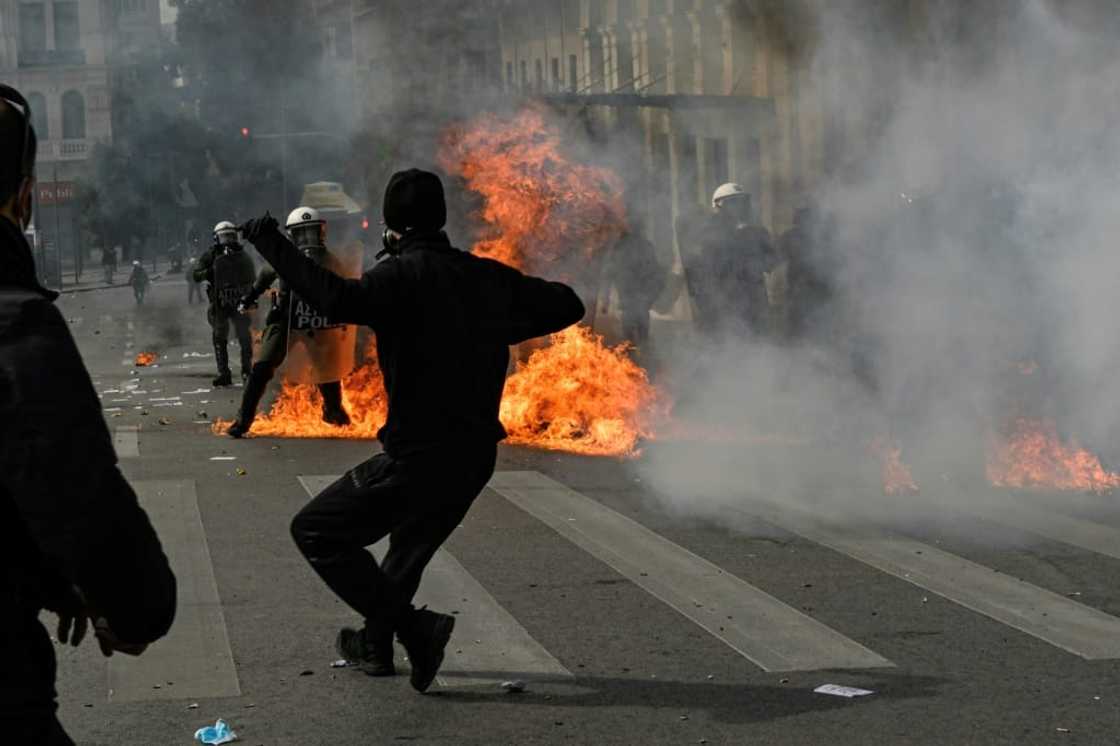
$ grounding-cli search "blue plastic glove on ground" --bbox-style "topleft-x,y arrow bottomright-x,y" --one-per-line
195,719 -> 238,744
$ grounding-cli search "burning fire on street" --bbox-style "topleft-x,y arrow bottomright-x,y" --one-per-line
135,351 -> 158,367
218,106 -> 666,458
987,418 -> 1120,494
501,326 -> 667,456
870,438 -> 920,495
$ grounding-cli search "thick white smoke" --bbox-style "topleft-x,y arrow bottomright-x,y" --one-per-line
637,0 -> 1120,525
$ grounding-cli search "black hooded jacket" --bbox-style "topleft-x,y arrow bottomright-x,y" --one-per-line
247,226 -> 586,457
0,216 -> 176,714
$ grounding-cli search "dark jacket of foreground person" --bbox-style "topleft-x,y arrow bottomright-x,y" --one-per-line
245,224 -> 586,456
0,216 -> 176,721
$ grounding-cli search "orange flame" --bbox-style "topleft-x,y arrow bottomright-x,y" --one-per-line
219,107 -> 664,458
870,437 -> 920,495
213,340 -> 387,439
987,418 -> 1120,493
501,326 -> 667,457
438,105 -> 626,272
135,352 -> 158,367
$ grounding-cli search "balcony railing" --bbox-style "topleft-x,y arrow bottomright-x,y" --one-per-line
18,48 -> 87,68
38,139 -> 91,162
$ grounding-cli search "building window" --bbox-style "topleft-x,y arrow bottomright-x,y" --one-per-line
506,61 -> 514,91
19,3 -> 47,52
551,57 -> 560,91
520,60 -> 528,91
27,92 -> 47,139
54,2 -> 81,51
568,54 -> 578,93
62,91 -> 86,139
534,59 -> 544,92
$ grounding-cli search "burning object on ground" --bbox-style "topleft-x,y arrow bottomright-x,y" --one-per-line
501,326 -> 667,457
987,418 -> 1120,494
869,437 -> 920,495
134,352 -> 158,367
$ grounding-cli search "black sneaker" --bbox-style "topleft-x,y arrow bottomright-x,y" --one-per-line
336,627 -> 396,677
212,372 -> 233,387
398,607 -> 455,693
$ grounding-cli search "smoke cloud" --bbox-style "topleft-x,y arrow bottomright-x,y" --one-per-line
635,0 -> 1120,527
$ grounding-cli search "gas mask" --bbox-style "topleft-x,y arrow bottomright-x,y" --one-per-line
378,227 -> 402,259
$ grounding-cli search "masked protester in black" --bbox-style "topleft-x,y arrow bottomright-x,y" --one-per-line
240,169 -> 585,693
192,221 -> 256,386
0,87 -> 176,746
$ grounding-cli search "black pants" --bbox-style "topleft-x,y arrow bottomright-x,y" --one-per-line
290,443 -> 497,642
210,307 -> 253,376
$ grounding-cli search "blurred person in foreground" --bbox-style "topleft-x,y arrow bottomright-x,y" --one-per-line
0,86 -> 176,745
239,169 -> 584,693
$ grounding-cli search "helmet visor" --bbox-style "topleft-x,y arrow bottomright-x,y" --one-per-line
290,223 -> 325,251
217,230 -> 238,246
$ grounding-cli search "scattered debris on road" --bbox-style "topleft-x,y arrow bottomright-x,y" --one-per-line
330,659 -> 351,668
500,680 -> 526,693
194,718 -> 238,744
135,352 -> 158,367
814,684 -> 875,698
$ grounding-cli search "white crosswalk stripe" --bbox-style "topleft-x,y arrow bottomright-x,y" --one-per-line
489,471 -> 894,672
739,498 -> 1120,660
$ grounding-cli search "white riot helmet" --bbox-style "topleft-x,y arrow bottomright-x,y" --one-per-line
712,183 -> 749,211
285,207 -> 327,254
213,220 -> 238,246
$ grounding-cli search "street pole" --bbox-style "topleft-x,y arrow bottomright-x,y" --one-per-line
280,102 -> 288,212
53,162 -> 63,289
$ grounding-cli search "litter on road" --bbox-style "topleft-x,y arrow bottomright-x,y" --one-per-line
194,718 -> 238,744
501,680 -> 526,693
814,684 -> 875,698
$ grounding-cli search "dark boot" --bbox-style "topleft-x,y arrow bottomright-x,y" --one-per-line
228,365 -> 271,438
319,381 -> 351,427
212,343 -> 232,387
397,607 -> 455,693
336,627 -> 396,677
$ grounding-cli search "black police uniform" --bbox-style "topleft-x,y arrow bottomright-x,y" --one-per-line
0,216 -> 176,744
231,254 -> 350,432
193,242 -> 255,382
241,185 -> 584,667
688,214 -> 779,340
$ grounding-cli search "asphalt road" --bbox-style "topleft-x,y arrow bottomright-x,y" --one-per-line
44,277 -> 1120,745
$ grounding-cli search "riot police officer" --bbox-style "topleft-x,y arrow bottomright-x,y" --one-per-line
192,221 -> 256,386
226,207 -> 352,437
686,183 -> 780,341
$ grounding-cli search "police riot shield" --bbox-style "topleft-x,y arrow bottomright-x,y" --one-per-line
282,243 -> 362,385
212,249 -> 256,312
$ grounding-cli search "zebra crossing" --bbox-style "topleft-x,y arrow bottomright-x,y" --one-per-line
109,467 -> 1120,701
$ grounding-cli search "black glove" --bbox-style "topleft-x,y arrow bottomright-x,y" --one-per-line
239,212 -> 278,243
